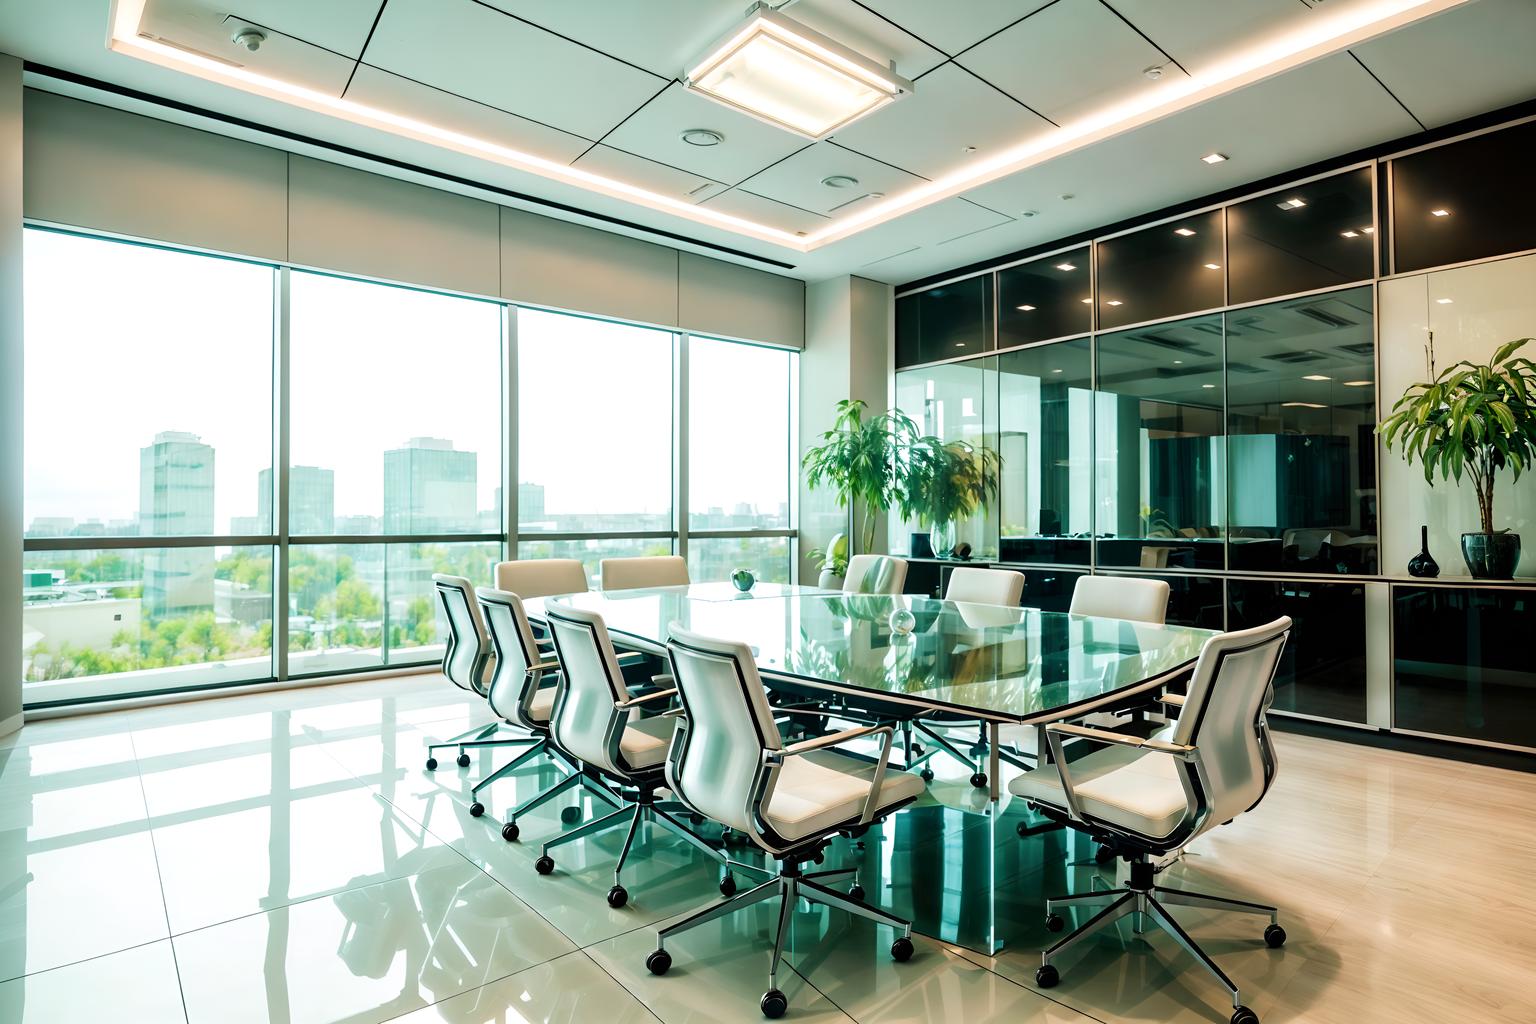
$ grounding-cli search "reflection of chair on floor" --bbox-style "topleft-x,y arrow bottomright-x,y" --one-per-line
1010,617 -> 1292,1024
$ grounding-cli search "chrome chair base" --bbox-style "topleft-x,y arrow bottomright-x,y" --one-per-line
647,860 -> 914,1019
425,721 -> 536,769
1038,865 -> 1283,1022
498,765 -> 624,842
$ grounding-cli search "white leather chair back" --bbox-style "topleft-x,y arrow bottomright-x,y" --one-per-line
1172,616 -> 1290,834
494,558 -> 588,600
843,554 -> 908,595
477,587 -> 545,729
664,624 -> 782,837
1070,575 -> 1170,624
944,566 -> 1024,605
433,574 -> 488,694
544,602 -> 631,775
600,555 -> 690,591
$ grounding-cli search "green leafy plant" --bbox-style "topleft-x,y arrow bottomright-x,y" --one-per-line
899,437 -> 1002,532
1379,337 -> 1536,535
802,399 -> 922,554
805,531 -> 850,577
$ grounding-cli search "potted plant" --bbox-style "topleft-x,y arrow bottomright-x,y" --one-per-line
1380,337 -> 1536,579
802,399 -> 918,556
805,532 -> 849,589
899,436 -> 1002,559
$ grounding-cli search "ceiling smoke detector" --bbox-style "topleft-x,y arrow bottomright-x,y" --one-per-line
1143,64 -> 1166,80
820,175 -> 860,189
680,128 -> 724,147
232,27 -> 266,52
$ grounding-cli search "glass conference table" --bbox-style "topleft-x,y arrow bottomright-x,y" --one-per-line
529,582 -> 1213,952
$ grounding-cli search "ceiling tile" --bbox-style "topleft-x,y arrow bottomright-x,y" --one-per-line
959,0 -> 1183,126
140,1 -> 355,96
365,0 -> 666,141
345,65 -> 592,164
737,142 -> 924,216
602,82 -> 810,185
700,189 -> 832,237
571,144 -> 727,204
1104,0 -> 1318,75
962,53 -> 1420,248
857,0 -> 1055,56
1353,0 -> 1536,128
786,0 -> 947,79
820,196 -> 1013,269
829,62 -> 1053,180
479,0 -> 736,79
145,0 -> 383,58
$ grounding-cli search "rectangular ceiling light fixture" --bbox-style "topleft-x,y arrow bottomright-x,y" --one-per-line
684,4 -> 912,139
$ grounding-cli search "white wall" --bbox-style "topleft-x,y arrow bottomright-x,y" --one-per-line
0,55 -> 21,731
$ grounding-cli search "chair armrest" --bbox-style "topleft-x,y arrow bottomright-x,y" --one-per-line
529,659 -> 560,674
617,687 -> 678,709
775,723 -> 888,759
770,724 -> 896,826
616,651 -> 648,663
1158,693 -> 1186,708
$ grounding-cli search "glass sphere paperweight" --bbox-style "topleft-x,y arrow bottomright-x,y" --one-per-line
888,606 -> 916,637
731,568 -> 755,592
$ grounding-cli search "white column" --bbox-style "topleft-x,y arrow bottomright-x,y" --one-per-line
0,54 -> 23,734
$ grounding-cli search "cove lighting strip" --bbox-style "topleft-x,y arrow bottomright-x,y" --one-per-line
107,0 -> 1467,255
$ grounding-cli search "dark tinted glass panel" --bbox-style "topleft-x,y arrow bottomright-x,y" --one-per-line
1102,572 -> 1225,629
1226,286 -> 1377,575
1096,209 -> 1224,329
894,275 -> 994,366
1394,585 -> 1536,747
1095,314 -> 1225,569
1392,119 -> 1536,274
1227,168 -> 1374,304
1228,578 -> 1367,723
997,339 -> 1092,565
997,248 -> 1091,347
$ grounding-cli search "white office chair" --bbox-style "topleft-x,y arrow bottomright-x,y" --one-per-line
600,555 -> 690,591
495,558 -> 588,599
423,574 -> 539,771
1069,575 -> 1171,624
647,624 -> 924,1018
531,602 -> 723,908
944,566 -> 1025,605
842,554 -> 907,594
469,588 -> 621,837
1010,616 -> 1292,1024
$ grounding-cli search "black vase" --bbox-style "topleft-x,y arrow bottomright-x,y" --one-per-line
1406,525 -> 1440,578
1461,531 -> 1521,579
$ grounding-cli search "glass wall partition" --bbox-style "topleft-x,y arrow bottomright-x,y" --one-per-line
1227,167 -> 1374,304
1095,209 -> 1225,330
894,273 -> 994,366
997,248 -> 1091,348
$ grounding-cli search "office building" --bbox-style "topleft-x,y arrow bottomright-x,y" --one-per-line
2,3 -> 1535,1023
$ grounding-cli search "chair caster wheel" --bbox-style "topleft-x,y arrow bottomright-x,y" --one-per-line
457,752 -> 471,768
534,855 -> 554,875
501,821 -> 519,842
720,873 -> 738,897
848,884 -> 865,902
1016,822 -> 1030,838
970,772 -> 988,789
606,885 -> 628,908
425,757 -> 438,771
645,949 -> 671,976
911,743 -> 924,756
891,936 -> 914,962
1044,913 -> 1064,933
1035,964 -> 1059,988
760,989 -> 788,1018
1231,1007 -> 1260,1024
1095,844 -> 1116,866
561,805 -> 582,824
469,801 -> 485,817
920,768 -> 935,782
1264,924 -> 1286,948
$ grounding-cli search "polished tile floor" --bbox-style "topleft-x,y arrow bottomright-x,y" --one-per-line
1,673 -> 1534,1023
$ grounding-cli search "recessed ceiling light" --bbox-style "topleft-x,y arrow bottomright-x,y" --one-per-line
1016,304 -> 1036,311
1173,359 -> 1183,364
1361,226 -> 1375,234
1341,230 -> 1359,238
1276,197 -> 1307,210
964,145 -> 978,154
1106,299 -> 1123,306
1436,298 -> 1453,304
680,128 -> 724,147
1204,263 -> 1221,270
1302,374 -> 1332,381
1080,298 -> 1093,304
1174,227 -> 1196,236
1055,262 -> 1076,271
820,175 -> 860,189
1201,153 -> 1229,164
1343,380 -> 1372,387
1051,368 -> 1063,374
1282,401 -> 1326,409
1202,383 -> 1217,389
1431,208 -> 1450,217
683,6 -> 912,138
1021,209 -> 1038,218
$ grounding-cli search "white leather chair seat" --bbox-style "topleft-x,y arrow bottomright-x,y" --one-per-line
764,750 -> 925,842
1010,743 -> 1187,839
618,715 -> 677,769
527,686 -> 556,723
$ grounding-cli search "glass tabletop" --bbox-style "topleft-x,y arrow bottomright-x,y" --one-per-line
536,585 -> 1213,724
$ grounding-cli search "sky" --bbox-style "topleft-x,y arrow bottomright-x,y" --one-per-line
23,229 -> 793,535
